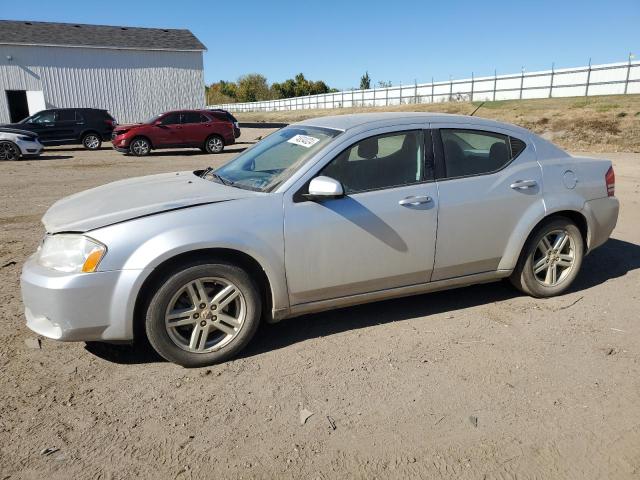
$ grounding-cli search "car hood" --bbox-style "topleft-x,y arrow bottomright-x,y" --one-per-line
42,171 -> 260,233
113,123 -> 144,132
0,126 -> 38,138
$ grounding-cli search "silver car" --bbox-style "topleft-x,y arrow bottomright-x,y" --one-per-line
21,113 -> 619,367
0,128 -> 44,160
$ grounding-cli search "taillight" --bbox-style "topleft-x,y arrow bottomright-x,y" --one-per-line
605,166 -> 615,197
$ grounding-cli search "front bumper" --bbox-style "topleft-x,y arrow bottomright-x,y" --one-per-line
16,138 -> 44,157
111,135 -> 131,152
21,255 -> 143,342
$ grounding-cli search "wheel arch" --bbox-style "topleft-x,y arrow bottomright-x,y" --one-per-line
500,207 -> 589,272
131,135 -> 154,149
205,133 -> 225,147
0,139 -> 22,159
132,247 -> 274,342
80,129 -> 102,140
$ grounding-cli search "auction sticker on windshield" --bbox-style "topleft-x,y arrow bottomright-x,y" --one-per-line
287,134 -> 320,148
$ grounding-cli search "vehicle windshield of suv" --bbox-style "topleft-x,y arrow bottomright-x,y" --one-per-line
19,111 -> 55,124
212,126 -> 341,192
143,114 -> 163,124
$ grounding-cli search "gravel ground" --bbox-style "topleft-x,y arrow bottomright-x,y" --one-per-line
0,131 -> 639,479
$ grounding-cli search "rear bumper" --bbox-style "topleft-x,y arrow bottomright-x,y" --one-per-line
584,196 -> 619,252
21,255 -> 143,342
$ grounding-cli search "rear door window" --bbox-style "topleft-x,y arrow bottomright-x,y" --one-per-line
440,129 -> 521,178
181,112 -> 202,124
56,109 -> 76,122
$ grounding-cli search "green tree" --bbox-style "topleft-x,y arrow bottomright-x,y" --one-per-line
236,74 -> 271,102
291,73 -> 308,96
206,82 -> 236,104
360,71 -> 371,90
219,80 -> 238,100
271,78 -> 296,99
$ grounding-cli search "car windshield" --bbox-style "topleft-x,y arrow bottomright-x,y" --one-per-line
212,126 -> 341,192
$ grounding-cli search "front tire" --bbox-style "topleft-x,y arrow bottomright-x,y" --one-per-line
145,262 -> 261,367
130,137 -> 151,156
510,218 -> 584,297
82,133 -> 102,150
0,141 -> 21,161
204,135 -> 224,154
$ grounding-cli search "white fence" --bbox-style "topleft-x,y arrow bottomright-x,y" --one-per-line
209,59 -> 640,113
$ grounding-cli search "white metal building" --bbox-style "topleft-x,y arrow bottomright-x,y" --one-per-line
0,20 -> 206,123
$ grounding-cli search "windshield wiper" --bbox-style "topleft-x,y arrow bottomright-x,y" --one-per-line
201,167 -> 232,186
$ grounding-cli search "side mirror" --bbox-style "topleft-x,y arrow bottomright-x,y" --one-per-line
304,176 -> 344,200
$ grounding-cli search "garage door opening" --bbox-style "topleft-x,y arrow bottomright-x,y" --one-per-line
6,90 -> 30,123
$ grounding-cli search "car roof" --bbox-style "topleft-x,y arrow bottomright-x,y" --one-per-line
164,109 -> 216,113
296,112 -> 531,135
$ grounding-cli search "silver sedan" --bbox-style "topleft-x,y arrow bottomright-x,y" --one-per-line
21,113 -> 619,367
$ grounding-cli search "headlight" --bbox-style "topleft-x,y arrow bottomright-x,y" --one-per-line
18,135 -> 35,141
38,234 -> 107,273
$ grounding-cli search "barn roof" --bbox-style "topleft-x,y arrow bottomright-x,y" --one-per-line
0,20 -> 206,51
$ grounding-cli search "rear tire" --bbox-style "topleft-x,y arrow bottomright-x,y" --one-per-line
510,218 -> 584,297
145,261 -> 261,367
82,133 -> 102,150
0,141 -> 21,161
129,137 -> 151,157
204,135 -> 224,154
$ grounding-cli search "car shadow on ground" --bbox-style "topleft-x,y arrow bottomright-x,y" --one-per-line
22,155 -> 74,161
85,238 -> 640,366
47,146 -> 111,152
127,146 -> 248,157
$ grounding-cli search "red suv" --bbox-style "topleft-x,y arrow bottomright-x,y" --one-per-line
112,110 -> 236,156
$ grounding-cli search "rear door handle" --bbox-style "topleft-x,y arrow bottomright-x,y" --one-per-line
399,195 -> 433,206
510,179 -> 538,190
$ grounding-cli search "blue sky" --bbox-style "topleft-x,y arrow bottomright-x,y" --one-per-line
2,0 -> 638,89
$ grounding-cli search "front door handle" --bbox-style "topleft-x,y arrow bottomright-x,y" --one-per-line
399,195 -> 433,206
510,179 -> 538,190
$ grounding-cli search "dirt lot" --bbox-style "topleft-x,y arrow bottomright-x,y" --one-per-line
1,129 -> 639,479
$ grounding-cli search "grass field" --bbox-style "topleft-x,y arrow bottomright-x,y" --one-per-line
235,94 -> 640,153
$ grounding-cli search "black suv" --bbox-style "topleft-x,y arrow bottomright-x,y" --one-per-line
2,108 -> 117,150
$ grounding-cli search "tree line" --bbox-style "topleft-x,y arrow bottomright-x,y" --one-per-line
206,71 -> 384,104
206,73 -> 338,104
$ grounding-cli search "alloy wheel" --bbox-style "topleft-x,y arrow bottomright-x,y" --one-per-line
0,142 -> 20,161
532,229 -> 576,286
207,137 -> 223,153
84,134 -> 100,149
164,277 -> 246,353
131,139 -> 150,156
